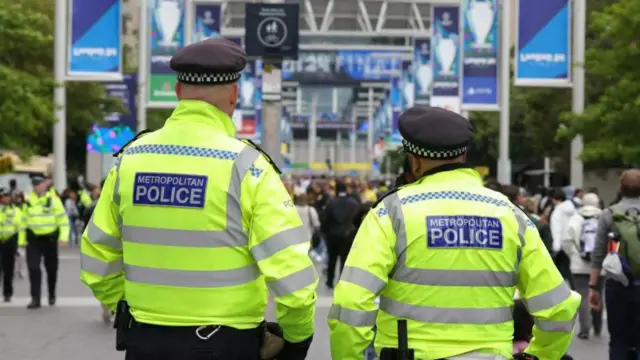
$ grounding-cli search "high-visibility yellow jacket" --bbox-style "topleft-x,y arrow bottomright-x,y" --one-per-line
80,100 -> 318,343
79,189 -> 93,208
0,205 -> 25,244
21,191 -> 69,245
328,165 -> 581,360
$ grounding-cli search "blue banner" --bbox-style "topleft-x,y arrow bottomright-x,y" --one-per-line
413,38 -> 432,106
68,0 -> 122,76
87,74 -> 136,153
235,60 -> 263,141
390,75 -> 403,148
515,0 -> 571,87
461,0 -> 499,110
431,6 -> 462,113
193,4 -> 221,43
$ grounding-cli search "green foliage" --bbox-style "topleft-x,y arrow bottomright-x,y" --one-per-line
0,0 -> 123,173
560,0 -> 640,167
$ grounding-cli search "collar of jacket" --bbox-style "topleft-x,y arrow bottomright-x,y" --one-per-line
166,100 -> 236,137
413,163 -> 483,186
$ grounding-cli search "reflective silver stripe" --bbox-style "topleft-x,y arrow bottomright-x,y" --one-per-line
392,267 -> 516,287
267,265 -> 318,297
56,213 -> 67,218
251,226 -> 308,261
226,146 -> 260,242
340,266 -> 386,294
122,225 -> 238,248
535,316 -> 576,333
512,207 -> 527,273
379,296 -> 512,325
113,156 -> 124,230
86,219 -> 122,250
328,304 -> 378,327
124,263 -> 260,288
382,193 -> 408,267
81,253 -> 123,277
523,282 -> 572,313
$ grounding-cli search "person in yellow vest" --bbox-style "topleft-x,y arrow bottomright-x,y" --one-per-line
79,37 -> 317,360
0,188 -> 25,302
22,176 -> 69,309
328,107 -> 581,360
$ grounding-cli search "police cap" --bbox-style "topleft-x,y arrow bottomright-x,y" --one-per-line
31,175 -> 47,186
169,37 -> 247,85
398,106 -> 475,159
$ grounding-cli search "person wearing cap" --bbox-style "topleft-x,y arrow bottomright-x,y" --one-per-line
0,187 -> 25,302
79,37 -> 316,360
328,106 -> 580,360
22,175 -> 69,309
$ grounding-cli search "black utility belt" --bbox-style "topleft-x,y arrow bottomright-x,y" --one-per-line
135,322 -> 262,339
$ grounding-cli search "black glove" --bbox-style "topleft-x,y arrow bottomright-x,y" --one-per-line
260,322 -> 285,360
513,353 -> 539,360
277,335 -> 313,360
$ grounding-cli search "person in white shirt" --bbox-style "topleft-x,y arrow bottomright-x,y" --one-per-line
550,187 -> 578,289
294,194 -> 321,261
563,192 -> 601,339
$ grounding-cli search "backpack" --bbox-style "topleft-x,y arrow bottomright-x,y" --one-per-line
579,216 -> 598,261
610,205 -> 640,276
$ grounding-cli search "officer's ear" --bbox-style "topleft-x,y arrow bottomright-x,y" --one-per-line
407,154 -> 421,176
175,82 -> 183,99
230,82 -> 239,108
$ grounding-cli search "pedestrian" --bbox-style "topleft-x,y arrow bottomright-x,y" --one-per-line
79,37 -> 317,360
328,106 -> 580,360
22,175 -> 69,309
294,194 -> 321,262
589,169 -> 640,360
549,187 -> 577,288
0,188 -> 25,303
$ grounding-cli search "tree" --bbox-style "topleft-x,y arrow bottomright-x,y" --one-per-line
560,0 -> 640,167
0,0 -> 122,174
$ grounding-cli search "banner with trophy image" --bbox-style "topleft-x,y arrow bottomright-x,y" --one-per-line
235,60 -> 263,141
389,75 -> 403,148
461,0 -> 499,110
430,5 -> 462,114
148,0 -> 185,107
192,3 -> 221,43
515,0 -> 571,87
413,38 -> 432,106
68,0 -> 122,77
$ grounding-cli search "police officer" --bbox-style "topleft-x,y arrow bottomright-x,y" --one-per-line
0,188 -> 25,302
328,107 -> 581,360
80,37 -> 317,360
23,176 -> 69,309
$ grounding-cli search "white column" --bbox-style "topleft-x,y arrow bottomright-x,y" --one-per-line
571,0 -> 586,188
53,0 -> 68,190
137,0 -> 149,131
497,0 -> 512,185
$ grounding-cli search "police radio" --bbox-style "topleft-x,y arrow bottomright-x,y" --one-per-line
379,319 -> 415,360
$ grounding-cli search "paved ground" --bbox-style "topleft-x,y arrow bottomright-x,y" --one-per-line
0,249 -> 609,360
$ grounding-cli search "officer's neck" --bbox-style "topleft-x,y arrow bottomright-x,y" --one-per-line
412,161 -> 468,181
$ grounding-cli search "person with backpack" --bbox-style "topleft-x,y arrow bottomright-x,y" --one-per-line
589,169 -> 640,360
563,193 -> 603,339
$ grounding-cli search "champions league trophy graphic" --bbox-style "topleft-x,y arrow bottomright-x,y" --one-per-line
240,72 -> 255,108
435,14 -> 459,77
416,42 -> 433,95
467,0 -> 495,49
155,0 -> 181,47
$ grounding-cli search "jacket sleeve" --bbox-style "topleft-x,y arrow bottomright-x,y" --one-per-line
562,216 -> 580,256
245,153 -> 318,343
515,210 -> 581,359
14,207 -> 26,246
80,165 -> 124,311
52,195 -> 69,242
328,209 -> 395,360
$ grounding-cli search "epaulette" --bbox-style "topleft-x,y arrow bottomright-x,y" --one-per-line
243,139 -> 282,175
112,129 -> 155,158
372,187 -> 401,209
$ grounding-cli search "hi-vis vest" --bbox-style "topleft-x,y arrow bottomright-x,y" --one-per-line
0,205 -> 24,243
80,100 -> 318,343
22,192 -> 69,243
328,164 -> 581,360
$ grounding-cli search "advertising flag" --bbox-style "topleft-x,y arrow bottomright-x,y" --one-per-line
413,38 -> 432,106
148,0 -> 185,107
389,75 -> 402,148
515,0 -> 571,87
86,75 -> 137,153
431,5 -> 461,114
193,4 -> 221,43
461,0 -> 499,110
235,61 -> 263,142
68,0 -> 122,77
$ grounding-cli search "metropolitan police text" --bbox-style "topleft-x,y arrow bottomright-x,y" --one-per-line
427,216 -> 503,249
133,173 -> 207,208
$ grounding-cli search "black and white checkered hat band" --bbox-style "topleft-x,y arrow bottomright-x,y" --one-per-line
177,72 -> 241,84
402,139 -> 467,159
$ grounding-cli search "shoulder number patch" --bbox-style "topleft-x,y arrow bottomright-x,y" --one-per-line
427,215 -> 503,249
133,172 -> 207,208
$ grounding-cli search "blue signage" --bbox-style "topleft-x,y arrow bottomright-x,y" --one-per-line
413,38 -> 432,106
193,4 -> 221,43
431,5 -> 462,113
515,0 -> 571,87
461,0 -> 499,110
68,0 -> 122,76
282,50 -> 404,84
390,76 -> 403,148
